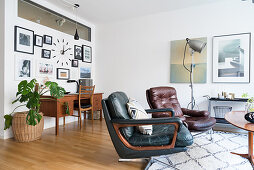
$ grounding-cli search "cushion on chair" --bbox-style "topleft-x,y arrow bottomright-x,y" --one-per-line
107,92 -> 134,139
128,124 -> 193,147
148,87 -> 184,117
127,99 -> 152,135
74,103 -> 92,109
185,116 -> 216,131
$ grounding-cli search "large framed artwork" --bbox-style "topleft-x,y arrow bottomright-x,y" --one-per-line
14,26 -> 34,54
82,45 -> 92,63
15,56 -> 33,80
57,68 -> 70,80
170,37 -> 207,83
213,33 -> 251,83
80,67 -> 91,78
37,61 -> 54,78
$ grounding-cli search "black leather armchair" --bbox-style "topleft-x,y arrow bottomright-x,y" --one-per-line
102,92 -> 193,159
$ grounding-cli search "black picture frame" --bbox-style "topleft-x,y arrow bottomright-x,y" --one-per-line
74,45 -> 83,60
82,45 -> 92,63
43,35 -> 52,45
71,59 -> 79,67
14,26 -> 34,54
57,68 -> 70,80
34,34 -> 43,47
41,49 -> 51,59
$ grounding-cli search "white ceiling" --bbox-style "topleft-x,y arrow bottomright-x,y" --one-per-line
45,0 -> 225,24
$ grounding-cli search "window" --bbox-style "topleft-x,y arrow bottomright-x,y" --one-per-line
18,0 -> 91,41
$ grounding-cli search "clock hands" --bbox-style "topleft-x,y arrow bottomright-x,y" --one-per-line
63,48 -> 71,53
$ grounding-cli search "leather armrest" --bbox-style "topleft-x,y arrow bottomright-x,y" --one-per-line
145,108 -> 175,117
182,108 -> 209,117
111,117 -> 181,125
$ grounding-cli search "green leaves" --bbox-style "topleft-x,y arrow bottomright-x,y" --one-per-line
45,81 -> 65,99
26,110 -> 42,126
4,114 -> 13,130
4,79 -> 66,130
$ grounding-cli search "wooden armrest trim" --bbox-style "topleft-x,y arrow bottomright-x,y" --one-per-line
113,122 -> 179,151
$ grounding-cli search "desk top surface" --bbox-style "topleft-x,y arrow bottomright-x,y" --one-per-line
225,111 -> 254,132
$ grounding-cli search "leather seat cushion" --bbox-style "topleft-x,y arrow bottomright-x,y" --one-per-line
148,87 -> 184,117
185,116 -> 216,131
128,124 -> 193,147
107,92 -> 134,139
74,103 -> 92,109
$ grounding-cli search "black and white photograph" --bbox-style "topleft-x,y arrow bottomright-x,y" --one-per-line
34,34 -> 43,47
72,59 -> 79,67
14,26 -> 34,54
74,45 -> 82,60
43,35 -> 52,45
41,49 -> 51,59
15,56 -> 33,80
82,45 -> 92,63
57,68 -> 70,80
80,67 -> 91,78
213,33 -> 251,83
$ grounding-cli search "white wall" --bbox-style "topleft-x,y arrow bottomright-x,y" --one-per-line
0,0 -> 5,138
3,0 -> 96,139
96,0 -> 254,111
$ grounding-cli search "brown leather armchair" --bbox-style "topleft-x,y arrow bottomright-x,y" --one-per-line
146,87 -> 216,132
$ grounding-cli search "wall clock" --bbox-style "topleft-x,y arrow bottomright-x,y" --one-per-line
52,38 -> 73,66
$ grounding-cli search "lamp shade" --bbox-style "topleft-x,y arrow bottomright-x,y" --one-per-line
186,38 -> 206,53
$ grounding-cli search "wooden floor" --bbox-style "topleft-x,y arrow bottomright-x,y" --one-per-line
0,119 -> 147,170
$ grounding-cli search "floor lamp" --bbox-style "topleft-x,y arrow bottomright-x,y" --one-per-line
183,38 -> 207,110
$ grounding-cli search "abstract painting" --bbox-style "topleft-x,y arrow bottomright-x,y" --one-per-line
170,37 -> 207,83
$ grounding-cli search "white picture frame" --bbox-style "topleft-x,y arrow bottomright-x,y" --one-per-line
15,55 -> 33,81
213,33 -> 251,83
36,60 -> 54,78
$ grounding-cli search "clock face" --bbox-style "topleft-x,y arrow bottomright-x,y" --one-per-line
52,39 -> 73,66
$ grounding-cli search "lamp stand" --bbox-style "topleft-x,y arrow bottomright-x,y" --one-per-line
190,50 -> 194,110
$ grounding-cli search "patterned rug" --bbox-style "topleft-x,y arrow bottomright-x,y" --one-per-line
146,131 -> 253,170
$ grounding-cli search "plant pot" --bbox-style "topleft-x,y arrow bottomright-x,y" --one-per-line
12,112 -> 44,142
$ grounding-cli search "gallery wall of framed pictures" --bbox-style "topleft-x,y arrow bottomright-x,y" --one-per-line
14,25 -> 93,82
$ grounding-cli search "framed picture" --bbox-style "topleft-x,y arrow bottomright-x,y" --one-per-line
213,33 -> 251,83
43,35 -> 52,45
14,26 -> 34,54
37,61 -> 54,77
74,45 -> 82,60
82,45 -> 92,63
72,59 -> 79,67
41,49 -> 51,59
15,56 -> 33,80
57,68 -> 70,80
80,67 -> 91,78
34,34 -> 43,47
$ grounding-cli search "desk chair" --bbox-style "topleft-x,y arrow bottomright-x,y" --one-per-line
74,85 -> 95,129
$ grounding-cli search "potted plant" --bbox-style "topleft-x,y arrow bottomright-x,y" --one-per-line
242,93 -> 254,123
4,79 -> 67,142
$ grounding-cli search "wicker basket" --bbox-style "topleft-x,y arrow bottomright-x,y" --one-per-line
213,106 -> 232,118
12,112 -> 44,142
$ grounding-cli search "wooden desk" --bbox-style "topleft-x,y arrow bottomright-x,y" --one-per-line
225,111 -> 254,167
40,93 -> 103,135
